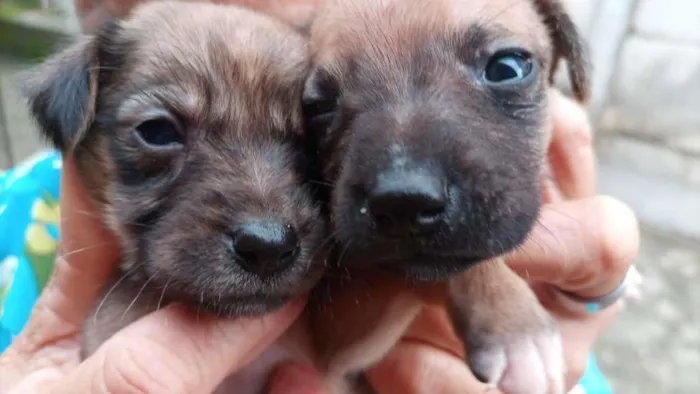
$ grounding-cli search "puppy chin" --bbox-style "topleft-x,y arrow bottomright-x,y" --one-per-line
335,246 -> 484,281
379,256 -> 484,282
161,276 -> 311,318
334,215 -> 537,282
155,253 -> 324,318
194,294 -> 295,317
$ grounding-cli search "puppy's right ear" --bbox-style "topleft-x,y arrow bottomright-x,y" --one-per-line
533,0 -> 591,103
21,36 -> 99,153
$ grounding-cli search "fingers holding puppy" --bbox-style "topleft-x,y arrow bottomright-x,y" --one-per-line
367,195 -> 638,394
10,159 -> 119,357
546,89 -> 597,202
368,290 -> 620,394
448,261 -> 565,394
367,341 -> 491,394
7,300 -> 304,394
507,196 -> 640,302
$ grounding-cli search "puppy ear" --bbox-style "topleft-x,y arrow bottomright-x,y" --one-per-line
533,0 -> 591,102
21,36 -> 100,153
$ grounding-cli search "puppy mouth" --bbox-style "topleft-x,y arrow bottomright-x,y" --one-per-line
333,244 -> 488,280
190,293 -> 295,317
378,254 -> 486,281
156,246 -> 326,317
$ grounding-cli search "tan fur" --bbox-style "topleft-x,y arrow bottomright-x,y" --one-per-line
301,0 -> 590,393
24,4 -> 327,393
116,3 -> 307,133
309,0 -> 551,72
31,1 -> 589,393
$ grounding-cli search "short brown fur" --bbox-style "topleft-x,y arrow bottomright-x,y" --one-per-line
23,0 -> 326,362
302,0 -> 590,393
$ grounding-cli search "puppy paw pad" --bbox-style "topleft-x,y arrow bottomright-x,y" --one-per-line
469,331 -> 564,394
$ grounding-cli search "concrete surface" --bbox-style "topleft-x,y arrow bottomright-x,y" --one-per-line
560,0 -> 700,242
598,228 -> 700,393
0,1 -> 699,393
0,56 -> 46,165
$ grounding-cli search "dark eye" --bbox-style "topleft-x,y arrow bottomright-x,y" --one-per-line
135,118 -> 183,147
484,52 -> 533,83
303,69 -> 340,122
304,98 -> 338,118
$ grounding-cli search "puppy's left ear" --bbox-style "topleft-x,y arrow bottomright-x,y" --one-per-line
21,36 -> 100,153
533,0 -> 591,103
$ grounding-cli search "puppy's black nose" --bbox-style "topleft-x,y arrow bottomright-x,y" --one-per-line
232,221 -> 300,278
367,170 -> 447,234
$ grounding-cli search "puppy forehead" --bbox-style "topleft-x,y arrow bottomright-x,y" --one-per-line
113,2 -> 308,129
126,3 -> 307,80
312,0 -> 550,66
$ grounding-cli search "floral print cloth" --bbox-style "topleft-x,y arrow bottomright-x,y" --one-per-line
0,150 -> 612,393
0,150 -> 61,351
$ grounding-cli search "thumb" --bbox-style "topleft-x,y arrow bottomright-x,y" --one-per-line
367,341 -> 494,394
54,298 -> 305,394
505,196 -> 638,298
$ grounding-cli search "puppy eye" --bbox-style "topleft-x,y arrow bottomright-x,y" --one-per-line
305,98 -> 338,118
483,52 -> 533,83
135,118 -> 184,147
302,69 -> 340,125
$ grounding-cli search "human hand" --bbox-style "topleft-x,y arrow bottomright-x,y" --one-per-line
362,89 -> 641,393
72,0 -> 317,33
0,159 -> 308,394
73,0 -> 145,32
73,0 -> 230,32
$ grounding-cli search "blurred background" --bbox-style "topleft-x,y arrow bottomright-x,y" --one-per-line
0,0 -> 698,392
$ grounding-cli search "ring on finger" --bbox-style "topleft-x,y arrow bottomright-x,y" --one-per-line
551,266 -> 643,314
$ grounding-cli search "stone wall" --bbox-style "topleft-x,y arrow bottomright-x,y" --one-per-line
560,0 -> 700,242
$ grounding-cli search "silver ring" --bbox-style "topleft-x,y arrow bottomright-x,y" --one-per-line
552,266 -> 642,314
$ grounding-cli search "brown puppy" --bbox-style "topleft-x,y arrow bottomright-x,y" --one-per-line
22,1 -> 326,391
302,0 -> 589,393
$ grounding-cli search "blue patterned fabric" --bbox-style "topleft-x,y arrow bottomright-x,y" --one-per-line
0,150 -> 62,352
0,150 -> 613,393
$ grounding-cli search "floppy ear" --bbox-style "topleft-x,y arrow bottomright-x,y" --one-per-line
21,36 -> 100,153
533,0 -> 591,102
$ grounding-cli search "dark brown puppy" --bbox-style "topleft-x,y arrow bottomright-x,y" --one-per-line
22,0 -> 325,380
303,0 -> 589,393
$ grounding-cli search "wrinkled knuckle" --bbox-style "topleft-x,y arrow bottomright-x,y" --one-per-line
561,266 -> 598,292
595,196 -> 640,273
100,338 -> 186,394
557,212 -> 598,288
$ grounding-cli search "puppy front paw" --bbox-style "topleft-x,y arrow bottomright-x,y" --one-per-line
448,261 -> 565,394
466,309 -> 564,394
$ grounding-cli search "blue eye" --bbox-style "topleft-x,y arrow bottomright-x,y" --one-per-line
484,52 -> 533,83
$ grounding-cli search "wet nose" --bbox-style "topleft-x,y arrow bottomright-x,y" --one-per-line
367,170 -> 447,234
232,221 -> 300,278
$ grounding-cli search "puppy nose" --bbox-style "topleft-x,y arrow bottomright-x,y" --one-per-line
367,170 -> 447,234
232,221 -> 300,278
